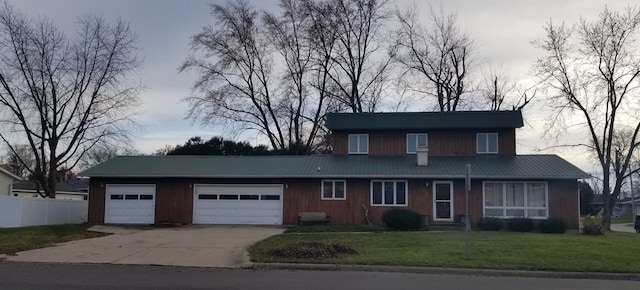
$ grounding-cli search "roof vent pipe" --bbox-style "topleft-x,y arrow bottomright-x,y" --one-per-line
417,146 -> 429,167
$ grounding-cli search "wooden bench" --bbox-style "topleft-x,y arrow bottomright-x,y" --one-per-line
297,212 -> 330,225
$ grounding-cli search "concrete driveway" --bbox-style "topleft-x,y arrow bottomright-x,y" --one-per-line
7,225 -> 284,268
611,223 -> 637,233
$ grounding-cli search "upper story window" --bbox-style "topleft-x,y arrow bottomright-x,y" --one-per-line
477,133 -> 498,154
406,133 -> 428,154
348,134 -> 368,154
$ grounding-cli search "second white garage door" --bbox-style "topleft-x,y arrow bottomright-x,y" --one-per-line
193,184 -> 283,225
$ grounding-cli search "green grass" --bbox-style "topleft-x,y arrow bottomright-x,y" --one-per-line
611,217 -> 635,224
249,231 -> 640,273
0,224 -> 108,255
285,225 -> 390,233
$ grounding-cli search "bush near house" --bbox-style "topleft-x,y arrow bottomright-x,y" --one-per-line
507,218 -> 535,232
382,208 -> 423,230
477,217 -> 503,231
582,217 -> 606,235
537,219 -> 567,234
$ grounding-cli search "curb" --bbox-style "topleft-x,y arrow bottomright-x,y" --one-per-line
252,263 -> 640,281
0,254 -> 6,261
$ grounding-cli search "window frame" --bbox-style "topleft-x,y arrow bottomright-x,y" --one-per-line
348,134 -> 369,155
482,181 -> 548,219
321,179 -> 347,200
406,133 -> 428,154
370,180 -> 408,206
477,133 -> 499,154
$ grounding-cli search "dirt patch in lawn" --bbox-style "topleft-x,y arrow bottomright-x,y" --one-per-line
271,241 -> 358,259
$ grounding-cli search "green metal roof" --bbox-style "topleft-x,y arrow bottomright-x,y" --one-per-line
325,111 -> 524,130
80,154 -> 589,180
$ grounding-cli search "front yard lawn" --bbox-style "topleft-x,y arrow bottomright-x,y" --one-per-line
611,217 -> 635,224
0,224 -> 107,255
249,231 -> 640,273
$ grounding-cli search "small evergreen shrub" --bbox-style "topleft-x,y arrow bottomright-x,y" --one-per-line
582,217 -> 605,235
477,217 -> 503,231
507,218 -> 535,232
382,208 -> 423,230
537,219 -> 566,234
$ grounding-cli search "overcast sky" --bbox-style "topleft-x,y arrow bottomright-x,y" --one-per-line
7,0 -> 634,172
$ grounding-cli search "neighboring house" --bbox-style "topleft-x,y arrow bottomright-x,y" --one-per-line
12,179 -> 89,200
80,111 -> 589,228
591,195 -> 640,217
0,167 -> 22,196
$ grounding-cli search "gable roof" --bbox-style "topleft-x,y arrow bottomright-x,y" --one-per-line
326,110 -> 524,130
13,179 -> 88,193
79,154 -> 588,180
0,166 -> 22,181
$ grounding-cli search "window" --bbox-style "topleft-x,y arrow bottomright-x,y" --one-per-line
139,194 -> 153,200
198,194 -> 218,200
407,133 -> 428,154
371,180 -> 407,206
322,180 -> 346,200
477,133 -> 498,154
261,195 -> 280,200
483,182 -> 548,219
348,134 -> 368,154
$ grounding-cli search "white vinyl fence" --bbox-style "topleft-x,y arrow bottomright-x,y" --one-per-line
0,195 -> 88,228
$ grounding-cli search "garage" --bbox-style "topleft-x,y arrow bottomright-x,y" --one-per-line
105,184 -> 155,224
193,184 -> 283,225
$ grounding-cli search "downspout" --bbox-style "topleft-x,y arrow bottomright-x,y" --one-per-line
578,181 -> 582,230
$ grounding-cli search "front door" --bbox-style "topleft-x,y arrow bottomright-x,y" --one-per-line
433,181 -> 453,222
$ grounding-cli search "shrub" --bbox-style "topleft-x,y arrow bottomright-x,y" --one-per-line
477,217 -> 503,231
582,217 -> 606,236
382,208 -> 423,230
507,218 -> 535,232
537,219 -> 566,234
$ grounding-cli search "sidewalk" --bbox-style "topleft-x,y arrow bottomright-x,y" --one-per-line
611,223 -> 637,233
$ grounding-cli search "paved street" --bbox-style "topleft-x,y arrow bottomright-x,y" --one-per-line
0,263 -> 638,290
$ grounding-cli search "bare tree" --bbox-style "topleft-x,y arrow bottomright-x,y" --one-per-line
309,0 -> 393,113
394,5 -> 474,111
153,144 -> 175,156
262,0 -> 330,154
2,144 -> 33,178
181,0 -> 289,151
0,2 -> 141,198
80,143 -> 139,169
534,6 -> 640,229
480,65 -> 534,111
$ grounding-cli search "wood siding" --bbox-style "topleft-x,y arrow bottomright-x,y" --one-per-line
548,180 -> 580,229
88,177 -> 578,229
331,129 -> 516,156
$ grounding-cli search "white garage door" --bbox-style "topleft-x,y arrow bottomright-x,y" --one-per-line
193,184 -> 283,225
105,184 -> 155,224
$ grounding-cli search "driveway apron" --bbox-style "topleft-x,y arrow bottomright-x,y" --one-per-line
7,225 -> 284,268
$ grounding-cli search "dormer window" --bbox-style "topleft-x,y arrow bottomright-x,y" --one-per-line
348,134 -> 368,154
477,133 -> 498,154
406,133 -> 428,154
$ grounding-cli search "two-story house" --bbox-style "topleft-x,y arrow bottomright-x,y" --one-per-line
81,111 -> 589,228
